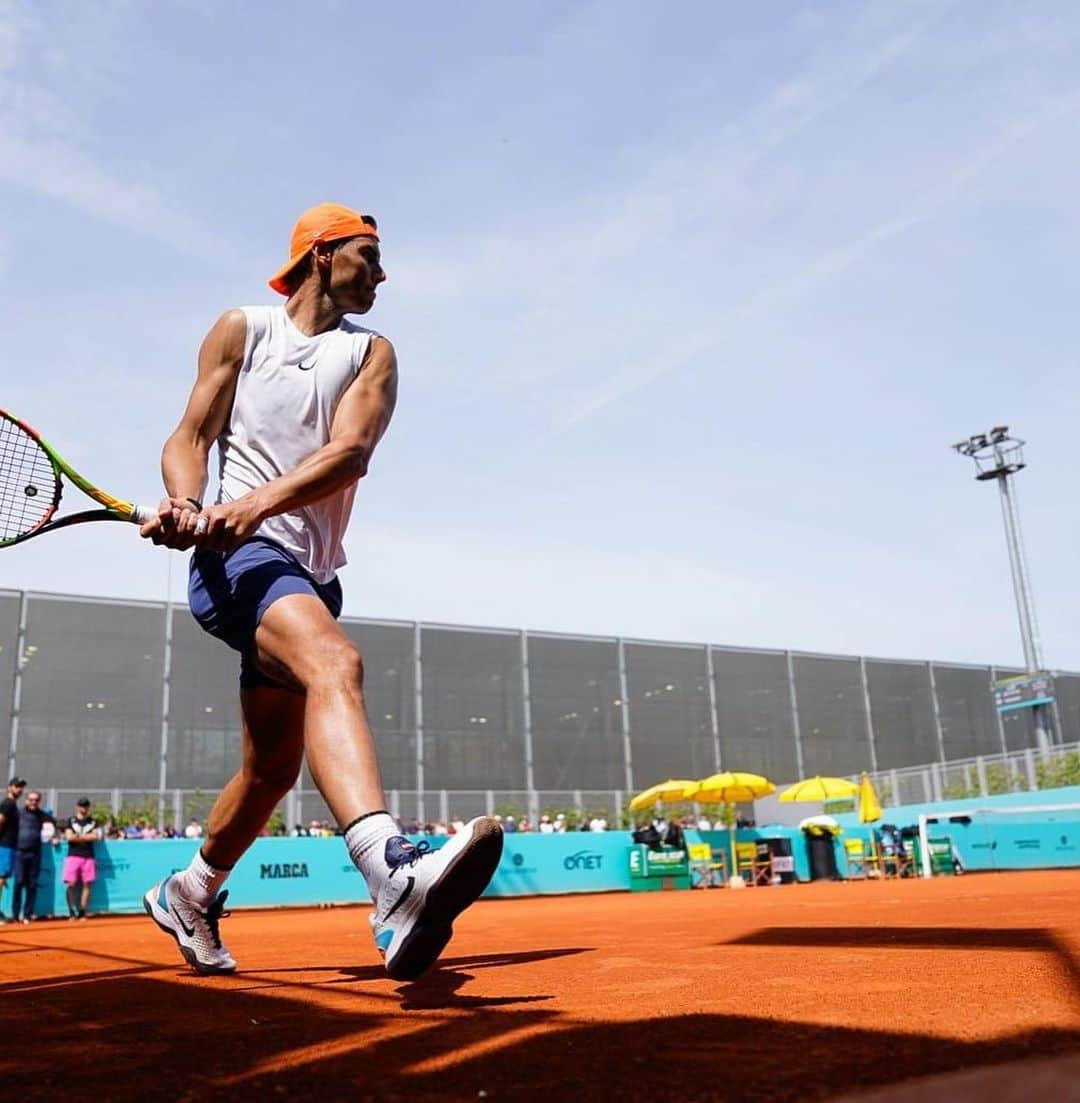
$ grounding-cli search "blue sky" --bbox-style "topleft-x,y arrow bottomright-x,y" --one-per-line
2,0 -> 1080,668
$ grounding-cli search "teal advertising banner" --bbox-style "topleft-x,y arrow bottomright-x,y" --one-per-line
23,831 -> 637,917
484,832 -> 633,896
22,806 -> 1075,918
28,837 -> 373,918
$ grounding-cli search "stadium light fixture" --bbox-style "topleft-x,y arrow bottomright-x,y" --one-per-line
951,426 -> 1051,751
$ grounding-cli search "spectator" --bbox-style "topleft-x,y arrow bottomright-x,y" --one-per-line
502,815 -> 517,834
589,815 -> 608,832
538,814 -> 555,834
141,823 -> 160,840
124,820 -> 143,840
0,778 -> 26,921
449,816 -> 465,835
41,808 -> 59,847
553,813 -> 567,834
183,817 -> 203,839
431,821 -> 448,836
577,814 -> 590,832
632,821 -> 663,851
63,798 -> 102,919
696,814 -> 712,831
663,818 -> 685,849
13,790 -> 51,923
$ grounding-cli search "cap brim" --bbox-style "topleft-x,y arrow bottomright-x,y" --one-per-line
268,253 -> 306,296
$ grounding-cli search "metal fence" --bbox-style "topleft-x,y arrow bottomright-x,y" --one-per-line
39,740 -> 1079,831
5,588 -> 1080,829
865,739 -> 1080,807
41,786 -> 632,831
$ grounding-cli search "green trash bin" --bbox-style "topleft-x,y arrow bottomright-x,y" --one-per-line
628,844 -> 691,891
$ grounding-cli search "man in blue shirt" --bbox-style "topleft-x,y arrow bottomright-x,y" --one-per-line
13,790 -> 52,923
0,778 -> 26,922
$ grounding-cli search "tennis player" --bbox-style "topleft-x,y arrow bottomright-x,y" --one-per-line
139,202 -> 502,978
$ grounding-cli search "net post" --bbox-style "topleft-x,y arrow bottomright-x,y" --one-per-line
918,815 -> 931,878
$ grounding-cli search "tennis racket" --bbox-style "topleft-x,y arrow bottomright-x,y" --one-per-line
0,408 -> 156,548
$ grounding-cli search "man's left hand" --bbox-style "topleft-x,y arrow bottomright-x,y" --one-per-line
193,494 -> 267,553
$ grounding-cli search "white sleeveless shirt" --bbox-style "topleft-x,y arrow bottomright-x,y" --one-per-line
215,305 -> 377,583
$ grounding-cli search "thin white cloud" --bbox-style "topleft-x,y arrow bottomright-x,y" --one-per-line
385,1 -> 954,410
558,56 -> 1080,426
0,0 -> 221,260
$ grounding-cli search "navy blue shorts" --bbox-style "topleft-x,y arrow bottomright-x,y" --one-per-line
188,536 -> 343,690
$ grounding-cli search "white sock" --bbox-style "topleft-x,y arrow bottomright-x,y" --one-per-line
175,850 -> 230,909
344,811 -> 403,892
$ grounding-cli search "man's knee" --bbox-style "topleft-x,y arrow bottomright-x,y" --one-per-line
244,754 -> 302,795
305,636 -> 364,691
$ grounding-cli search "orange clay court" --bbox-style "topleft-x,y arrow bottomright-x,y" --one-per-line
2,871 -> 1078,1102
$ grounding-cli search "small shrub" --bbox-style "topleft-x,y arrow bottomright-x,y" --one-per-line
985,764 -> 1019,795
1035,751 -> 1080,790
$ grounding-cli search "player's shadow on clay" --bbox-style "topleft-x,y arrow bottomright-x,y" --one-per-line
722,925 -> 1080,999
269,946 -> 592,1009
342,946 -> 592,1009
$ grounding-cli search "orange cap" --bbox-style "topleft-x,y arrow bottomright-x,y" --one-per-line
268,202 -> 379,295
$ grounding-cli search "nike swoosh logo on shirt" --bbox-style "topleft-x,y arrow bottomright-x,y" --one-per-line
297,361 -> 315,371
172,906 -> 196,938
383,876 -> 415,922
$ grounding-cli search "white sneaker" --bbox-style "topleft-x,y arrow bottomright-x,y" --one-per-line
143,875 -> 236,975
371,816 -> 503,981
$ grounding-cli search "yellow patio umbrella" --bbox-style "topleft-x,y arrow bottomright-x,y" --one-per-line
687,771 -> 776,884
778,776 -> 861,803
858,773 -> 882,824
628,778 -> 698,813
858,772 -> 884,870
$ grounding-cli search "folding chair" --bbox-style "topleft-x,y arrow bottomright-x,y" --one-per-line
843,837 -> 881,879
735,841 -> 773,886
688,842 -> 727,887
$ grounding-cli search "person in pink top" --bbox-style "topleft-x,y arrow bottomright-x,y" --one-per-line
62,799 -> 102,919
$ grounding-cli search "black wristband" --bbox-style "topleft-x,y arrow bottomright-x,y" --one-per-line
184,497 -> 203,512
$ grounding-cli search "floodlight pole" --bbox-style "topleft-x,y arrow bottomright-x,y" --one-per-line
995,474 -> 1040,672
952,428 -> 1050,751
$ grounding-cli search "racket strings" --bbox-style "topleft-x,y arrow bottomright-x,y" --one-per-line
0,418 -> 58,540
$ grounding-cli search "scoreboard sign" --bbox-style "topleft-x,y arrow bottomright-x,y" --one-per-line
991,672 -> 1055,714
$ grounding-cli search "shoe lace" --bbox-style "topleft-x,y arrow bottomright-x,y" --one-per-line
204,890 -> 231,949
391,840 -> 432,872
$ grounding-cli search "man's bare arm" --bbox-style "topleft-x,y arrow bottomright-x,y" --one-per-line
140,310 -> 246,549
197,337 -> 397,552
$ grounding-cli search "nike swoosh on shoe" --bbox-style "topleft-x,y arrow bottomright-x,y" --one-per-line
171,905 -> 196,938
383,876 -> 415,922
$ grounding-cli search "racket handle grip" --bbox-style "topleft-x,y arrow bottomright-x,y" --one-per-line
131,505 -> 158,525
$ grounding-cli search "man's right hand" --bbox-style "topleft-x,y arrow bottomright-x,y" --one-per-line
139,497 -> 203,550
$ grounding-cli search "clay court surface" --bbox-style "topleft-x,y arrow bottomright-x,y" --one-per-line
2,872 -> 1078,1102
